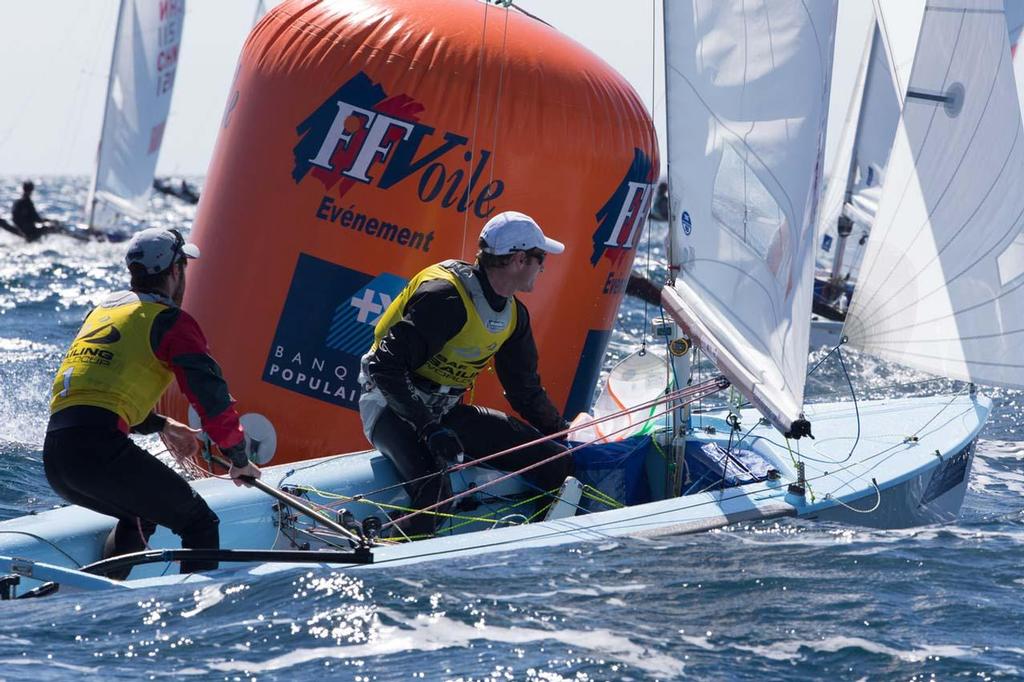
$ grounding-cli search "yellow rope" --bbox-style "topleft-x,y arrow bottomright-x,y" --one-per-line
650,437 -> 669,461
446,490 -> 554,532
289,484 -> 556,534
784,439 -> 816,503
580,485 -> 623,509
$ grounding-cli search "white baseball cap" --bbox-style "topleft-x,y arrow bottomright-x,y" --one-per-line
125,228 -> 200,274
479,211 -> 565,256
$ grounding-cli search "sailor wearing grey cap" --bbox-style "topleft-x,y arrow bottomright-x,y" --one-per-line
43,227 -> 260,578
359,210 -> 573,537
125,226 -> 202,274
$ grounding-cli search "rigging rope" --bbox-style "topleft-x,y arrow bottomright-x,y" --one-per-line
0,531 -> 83,567
805,337 -> 846,377
506,2 -> 550,26
825,478 -> 882,514
461,1 -> 511,260
461,1 -> 493,260
337,376 -> 727,504
384,377 -> 729,531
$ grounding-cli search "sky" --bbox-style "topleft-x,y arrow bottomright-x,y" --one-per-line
0,0 -> 874,178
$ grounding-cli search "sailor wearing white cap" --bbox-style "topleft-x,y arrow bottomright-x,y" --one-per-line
359,211 -> 573,536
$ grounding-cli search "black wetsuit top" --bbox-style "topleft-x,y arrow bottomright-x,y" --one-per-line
366,265 -> 565,435
12,196 -> 43,241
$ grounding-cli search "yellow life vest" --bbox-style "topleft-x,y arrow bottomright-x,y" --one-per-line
372,260 -> 517,389
50,291 -> 175,427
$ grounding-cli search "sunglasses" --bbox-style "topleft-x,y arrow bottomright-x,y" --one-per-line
523,249 -> 546,265
169,228 -> 188,267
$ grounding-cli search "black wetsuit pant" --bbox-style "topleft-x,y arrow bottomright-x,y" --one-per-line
370,404 -> 574,537
42,426 -> 220,576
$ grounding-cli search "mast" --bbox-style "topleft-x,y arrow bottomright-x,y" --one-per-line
661,0 -> 675,279
86,0 -> 127,231
251,0 -> 266,27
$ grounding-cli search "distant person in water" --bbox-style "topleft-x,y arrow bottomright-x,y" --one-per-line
153,177 -> 200,205
1,181 -> 47,241
1,182 -> 126,244
43,227 -> 261,578
0,180 -> 113,243
179,180 -> 199,204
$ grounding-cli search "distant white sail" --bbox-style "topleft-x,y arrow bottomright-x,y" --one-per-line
816,20 -> 902,282
86,0 -> 186,230
661,0 -> 838,434
846,0 -> 1024,389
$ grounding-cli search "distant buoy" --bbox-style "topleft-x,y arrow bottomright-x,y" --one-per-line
162,0 -> 658,464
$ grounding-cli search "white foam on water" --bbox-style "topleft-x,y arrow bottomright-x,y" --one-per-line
977,440 -> 1024,458
0,368 -> 51,444
479,581 -> 649,601
392,576 -> 426,590
679,634 -> 717,651
723,515 -> 1024,554
0,657 -> 100,674
180,585 -> 226,618
971,446 -> 1024,496
464,558 -> 513,571
0,337 -> 60,356
733,636 -> 977,664
207,609 -> 684,677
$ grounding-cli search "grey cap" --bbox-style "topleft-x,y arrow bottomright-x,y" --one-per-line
479,211 -> 565,255
125,227 -> 200,274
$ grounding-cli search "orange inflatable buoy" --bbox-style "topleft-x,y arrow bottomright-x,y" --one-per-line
162,0 -> 658,464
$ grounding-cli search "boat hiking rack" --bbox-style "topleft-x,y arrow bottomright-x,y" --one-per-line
0,547 -> 375,601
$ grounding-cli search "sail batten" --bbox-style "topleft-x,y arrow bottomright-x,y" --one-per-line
663,0 -> 838,434
847,0 -> 1024,390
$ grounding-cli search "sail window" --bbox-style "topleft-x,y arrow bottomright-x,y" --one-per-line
997,231 -> 1024,287
711,143 -> 788,275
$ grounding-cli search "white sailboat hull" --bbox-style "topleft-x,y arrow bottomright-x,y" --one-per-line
809,316 -> 845,349
812,449 -> 973,529
0,394 -> 989,593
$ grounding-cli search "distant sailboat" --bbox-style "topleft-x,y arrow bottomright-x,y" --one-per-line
813,5 -> 906,322
844,0 -> 1024,392
149,0 -> 267,209
812,0 -> 1024,346
85,0 -> 186,231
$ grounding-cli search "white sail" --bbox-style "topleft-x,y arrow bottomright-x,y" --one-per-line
846,0 -> 1024,389
86,0 -> 186,230
661,0 -> 838,434
1009,0 -> 1024,110
873,0 -> 927,107
816,20 -> 902,283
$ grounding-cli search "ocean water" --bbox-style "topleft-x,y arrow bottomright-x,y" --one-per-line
0,178 -> 1022,681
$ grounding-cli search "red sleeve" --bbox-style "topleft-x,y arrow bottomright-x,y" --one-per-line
152,307 -> 244,449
